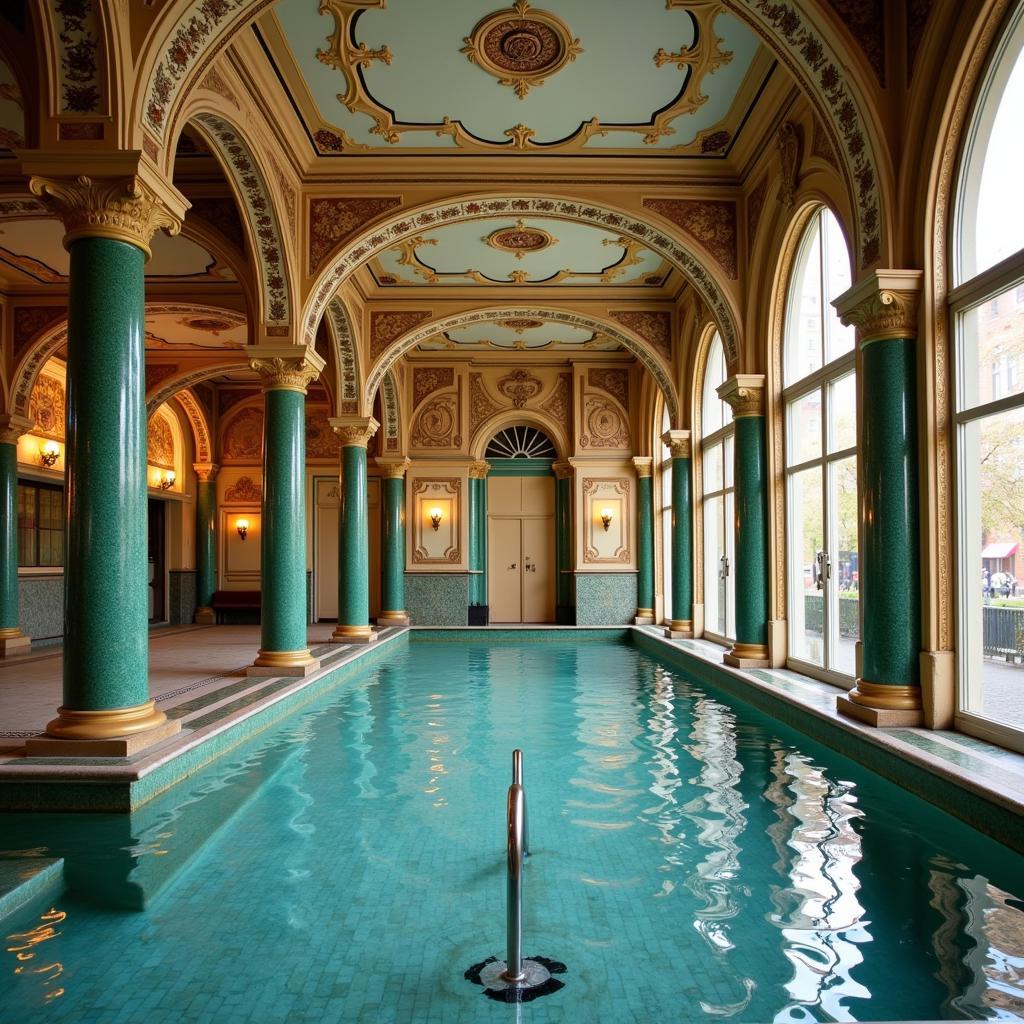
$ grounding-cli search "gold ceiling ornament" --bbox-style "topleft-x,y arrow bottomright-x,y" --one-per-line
484,220 -> 558,259
28,174 -> 184,260
501,318 -> 545,333
461,0 -> 583,99
600,237 -> 649,283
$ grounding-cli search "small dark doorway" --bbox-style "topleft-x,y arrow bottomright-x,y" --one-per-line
148,498 -> 166,623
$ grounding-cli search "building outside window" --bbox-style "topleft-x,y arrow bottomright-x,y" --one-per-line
782,207 -> 859,684
700,332 -> 735,643
953,3 -> 1024,748
657,402 -> 673,624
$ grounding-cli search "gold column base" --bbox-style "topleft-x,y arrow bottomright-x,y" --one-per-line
724,641 -> 771,668
376,611 -> 410,627
25,699 -> 181,757
194,606 -> 216,625
664,619 -> 693,640
837,678 -> 924,727
634,608 -> 655,625
0,627 -> 31,656
330,624 -> 377,645
247,648 -> 321,677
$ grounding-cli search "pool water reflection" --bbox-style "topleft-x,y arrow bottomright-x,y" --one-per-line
2,637 -> 1023,1022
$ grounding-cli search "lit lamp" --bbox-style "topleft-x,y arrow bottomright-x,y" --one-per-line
600,507 -> 614,532
158,469 -> 176,490
430,506 -> 443,531
236,518 -> 249,541
39,440 -> 60,468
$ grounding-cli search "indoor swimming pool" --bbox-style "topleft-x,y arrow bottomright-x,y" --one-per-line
2,634 -> 1023,1022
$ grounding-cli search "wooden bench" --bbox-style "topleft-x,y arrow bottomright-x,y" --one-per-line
210,590 -> 261,625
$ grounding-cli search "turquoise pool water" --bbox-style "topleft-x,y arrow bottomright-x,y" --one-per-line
2,635 -> 1024,1022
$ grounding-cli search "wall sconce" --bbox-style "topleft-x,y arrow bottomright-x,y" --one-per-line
236,518 -> 249,541
39,440 -> 60,468
158,469 -> 176,490
601,507 -> 614,532
430,507 -> 443,532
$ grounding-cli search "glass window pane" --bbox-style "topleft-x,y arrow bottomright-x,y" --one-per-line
724,433 -> 734,489
703,441 -> 723,494
959,405 -> 1024,730
662,464 -> 673,623
830,373 -> 857,452
787,389 -> 823,465
822,209 -> 855,361
704,495 -> 725,637
17,484 -> 37,567
785,215 -> 824,385
788,465 -> 824,666
702,335 -> 725,437
724,491 -> 736,640
830,456 -> 859,677
958,280 -> 1024,412
959,22 -> 1024,281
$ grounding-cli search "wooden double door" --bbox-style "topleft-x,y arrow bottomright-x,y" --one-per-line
487,476 -> 555,624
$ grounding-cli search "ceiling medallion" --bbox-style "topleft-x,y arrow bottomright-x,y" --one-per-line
485,220 -> 558,259
461,0 -> 583,99
501,318 -> 545,333
180,316 -> 235,335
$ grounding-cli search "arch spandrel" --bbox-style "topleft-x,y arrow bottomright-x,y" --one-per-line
362,306 -> 680,426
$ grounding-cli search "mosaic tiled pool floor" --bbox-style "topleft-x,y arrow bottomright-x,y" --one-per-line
1,637 -> 1023,1022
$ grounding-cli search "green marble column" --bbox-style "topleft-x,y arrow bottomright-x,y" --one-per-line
0,418 -> 31,655
468,461 -> 489,615
554,461 -> 574,625
633,457 -> 655,623
834,271 -> 924,720
377,459 -> 410,626
663,431 -> 693,638
719,376 -> 770,667
194,465 -> 218,625
249,347 -> 324,674
331,417 -> 378,643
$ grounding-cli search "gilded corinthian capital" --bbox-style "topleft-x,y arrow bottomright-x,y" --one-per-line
717,374 -> 766,417
330,416 -> 379,448
832,270 -> 923,345
249,343 -> 325,393
22,153 -> 188,259
661,429 -> 691,458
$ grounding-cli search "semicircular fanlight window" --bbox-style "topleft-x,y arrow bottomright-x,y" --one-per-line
485,426 -> 555,459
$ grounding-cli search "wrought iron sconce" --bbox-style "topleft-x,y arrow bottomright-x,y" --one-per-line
601,507 -> 613,532
158,469 -> 176,490
430,507 -> 443,532
39,440 -> 60,468
236,518 -> 249,541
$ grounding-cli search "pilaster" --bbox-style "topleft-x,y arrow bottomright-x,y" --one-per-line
633,456 -> 654,625
376,457 -> 411,627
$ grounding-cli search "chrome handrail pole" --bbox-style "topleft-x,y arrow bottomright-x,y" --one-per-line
512,749 -> 529,857
503,781 -> 526,983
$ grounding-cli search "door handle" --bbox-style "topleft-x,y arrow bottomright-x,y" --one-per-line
508,563 -> 517,570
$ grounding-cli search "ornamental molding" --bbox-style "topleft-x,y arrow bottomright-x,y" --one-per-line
661,429 -> 692,458
497,368 -> 544,409
249,345 -> 325,393
0,414 -> 32,445
27,172 -> 185,258
325,298 -> 360,410
224,475 -> 262,503
717,374 -> 766,417
330,415 -> 380,448
484,219 -> 558,257
376,457 -> 410,478
776,120 -> 802,210
461,0 -> 583,99
832,270 -> 923,344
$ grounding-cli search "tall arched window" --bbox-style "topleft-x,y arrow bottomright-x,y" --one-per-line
701,332 -> 734,642
657,401 -> 673,624
953,3 -> 1024,749
783,207 -> 858,682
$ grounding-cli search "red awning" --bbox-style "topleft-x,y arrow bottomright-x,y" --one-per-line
982,542 -> 1019,559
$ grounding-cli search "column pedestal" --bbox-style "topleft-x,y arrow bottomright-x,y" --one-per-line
833,272 -> 923,726
633,456 -> 654,624
247,346 -> 325,675
331,417 -> 379,644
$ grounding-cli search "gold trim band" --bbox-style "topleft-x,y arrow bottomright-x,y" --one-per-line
729,641 -> 770,660
253,648 -> 316,669
44,699 -> 169,740
669,619 -> 692,631
332,625 -> 374,640
847,679 -> 922,711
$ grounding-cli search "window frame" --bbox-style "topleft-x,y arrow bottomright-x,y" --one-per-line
17,479 -> 65,570
950,2 -> 1024,755
656,401 -> 673,625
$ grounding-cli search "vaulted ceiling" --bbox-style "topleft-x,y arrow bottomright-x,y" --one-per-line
417,317 -> 619,352
259,0 -> 773,157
